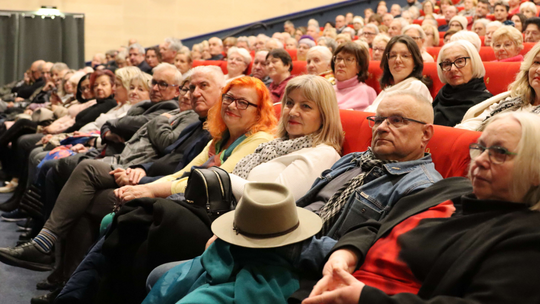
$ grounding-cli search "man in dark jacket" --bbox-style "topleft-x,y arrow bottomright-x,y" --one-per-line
128,43 -> 153,74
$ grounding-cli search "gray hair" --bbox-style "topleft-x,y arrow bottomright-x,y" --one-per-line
267,38 -> 284,48
307,46 -> 333,63
285,20 -> 294,27
403,24 -> 426,39
483,112 -> 540,209
317,37 -> 337,53
228,47 -> 252,65
209,37 -> 223,46
385,90 -> 434,123
472,18 -> 490,29
191,65 -> 225,88
51,62 -> 69,72
450,31 -> 482,51
437,40 -> 485,84
237,36 -> 250,47
128,43 -> 145,55
396,17 -> 409,30
487,21 -> 503,29
364,23 -> 380,35
164,37 -> 183,52
308,18 -> 320,28
153,62 -> 182,85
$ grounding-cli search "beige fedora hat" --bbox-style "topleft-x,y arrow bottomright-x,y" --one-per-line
211,182 -> 322,248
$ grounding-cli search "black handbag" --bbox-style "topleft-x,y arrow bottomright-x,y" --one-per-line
183,166 -> 236,221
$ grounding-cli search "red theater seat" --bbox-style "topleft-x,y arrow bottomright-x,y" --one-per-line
286,49 -> 298,61
366,61 -> 383,93
291,60 -> 307,76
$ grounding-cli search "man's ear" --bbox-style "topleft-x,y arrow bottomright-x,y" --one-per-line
422,123 -> 434,144
174,87 -> 180,98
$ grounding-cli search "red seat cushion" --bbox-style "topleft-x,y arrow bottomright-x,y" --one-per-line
286,49 -> 298,61
483,62 -> 521,95
291,60 -> 307,76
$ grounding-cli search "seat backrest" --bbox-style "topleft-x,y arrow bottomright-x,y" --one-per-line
291,60 -> 307,76
367,61 -> 383,94
286,49 -> 298,61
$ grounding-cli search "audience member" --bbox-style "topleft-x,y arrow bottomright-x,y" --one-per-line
401,10 -> 414,24
284,20 -> 295,35
207,37 -> 224,61
433,40 -> 492,126
352,16 -> 364,34
266,38 -> 283,51
493,1 -> 512,25
444,29 -> 459,44
366,35 -> 432,112
159,37 -> 182,64
520,2 -> 537,19
295,26 -> 307,41
306,46 -> 335,84
173,50 -> 193,74
422,24 -> 440,47
512,13 -> 527,32
459,0 -> 477,16
317,37 -> 337,53
145,47 -> 161,70
128,43 -> 152,74
491,26 -> 524,62
472,18 -> 490,36
388,18 -> 408,37
438,6 -> 458,32
485,21 -> 503,46
285,38 -> 298,50
266,48 -> 294,103
224,47 -> 251,83
403,24 -> 434,62
421,0 -> 441,19
449,15 -> 468,31
306,25 -> 320,40
332,42 -> 376,111
361,24 -> 379,47
402,0 -> 422,11
305,111 -> 540,304
251,50 -> 271,86
458,43 -> 540,130
335,33 -> 352,46
382,13 -> 394,26
390,4 -> 401,17
335,15 -> 346,34
474,0 -> 491,20
524,17 -> 540,43
371,34 -> 390,60
236,36 -> 250,50
450,30 -> 482,51
298,38 -> 315,61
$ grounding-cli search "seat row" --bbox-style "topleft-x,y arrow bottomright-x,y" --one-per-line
192,60 -> 521,100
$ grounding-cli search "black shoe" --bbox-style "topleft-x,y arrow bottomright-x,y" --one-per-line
36,277 -> 65,291
0,241 -> 54,271
0,195 -> 20,212
31,286 -> 62,304
1,208 -> 28,222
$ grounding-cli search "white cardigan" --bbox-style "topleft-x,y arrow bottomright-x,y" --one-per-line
364,77 -> 433,113
229,143 -> 341,202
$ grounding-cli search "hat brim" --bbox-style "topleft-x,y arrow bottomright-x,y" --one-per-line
211,207 -> 322,249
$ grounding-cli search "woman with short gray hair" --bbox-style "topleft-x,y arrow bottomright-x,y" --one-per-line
224,47 -> 252,84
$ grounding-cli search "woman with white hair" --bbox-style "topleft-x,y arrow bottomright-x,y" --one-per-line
472,18 -> 490,36
491,26 -> 524,62
317,37 -> 338,54
371,34 -> 390,61
484,21 -> 503,46
457,43 -> 540,131
433,40 -> 493,126
519,1 -> 537,18
297,38 -> 316,61
306,46 -> 335,84
352,16 -> 364,34
450,31 -> 482,51
449,15 -> 468,32
403,24 -> 434,62
224,47 -> 252,84
305,111 -> 540,304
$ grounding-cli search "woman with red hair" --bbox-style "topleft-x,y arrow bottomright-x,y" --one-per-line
114,76 -> 277,199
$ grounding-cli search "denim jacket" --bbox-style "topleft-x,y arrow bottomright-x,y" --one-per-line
297,151 -> 442,239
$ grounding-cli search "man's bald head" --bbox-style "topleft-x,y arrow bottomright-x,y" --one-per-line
30,60 -> 45,81
371,91 -> 434,162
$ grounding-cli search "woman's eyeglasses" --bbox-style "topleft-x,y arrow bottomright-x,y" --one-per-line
222,94 -> 257,110
439,57 -> 470,71
469,143 -> 517,164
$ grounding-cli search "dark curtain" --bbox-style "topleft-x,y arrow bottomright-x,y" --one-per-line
0,12 -> 85,85
0,14 -> 18,86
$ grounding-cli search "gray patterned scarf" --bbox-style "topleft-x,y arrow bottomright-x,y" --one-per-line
232,135 -> 314,179
479,96 -> 540,131
318,149 -> 397,236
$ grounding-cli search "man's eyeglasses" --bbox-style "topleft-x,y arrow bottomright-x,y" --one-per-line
367,115 -> 427,128
469,143 -> 517,164
151,79 -> 178,90
439,57 -> 470,71
222,94 -> 257,110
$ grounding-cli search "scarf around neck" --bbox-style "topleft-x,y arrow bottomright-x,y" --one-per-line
433,77 -> 493,127
232,135 -> 314,179
317,149 -> 397,236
